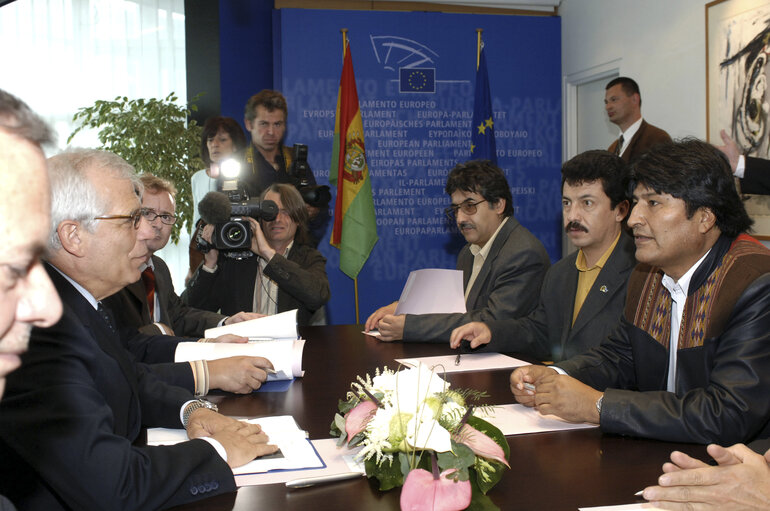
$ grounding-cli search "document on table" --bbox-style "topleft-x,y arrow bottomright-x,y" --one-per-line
204,309 -> 298,340
396,353 -> 529,373
147,415 -> 323,479
475,403 -> 597,435
579,504 -> 664,510
174,338 -> 305,380
394,269 -> 466,315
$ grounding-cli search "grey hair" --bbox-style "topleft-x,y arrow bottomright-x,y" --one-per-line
0,89 -> 54,146
47,148 -> 142,251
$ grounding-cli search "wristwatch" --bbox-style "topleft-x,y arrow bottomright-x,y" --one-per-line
595,395 -> 604,417
182,398 -> 218,428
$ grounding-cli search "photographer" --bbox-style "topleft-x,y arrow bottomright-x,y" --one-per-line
184,183 -> 330,326
242,89 -> 330,246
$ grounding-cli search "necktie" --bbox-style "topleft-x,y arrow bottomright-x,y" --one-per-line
615,134 -> 624,156
141,267 -> 156,321
97,302 -> 117,332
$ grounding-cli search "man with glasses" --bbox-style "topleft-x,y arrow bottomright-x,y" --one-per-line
0,148 -> 278,510
365,159 -> 550,343
106,174 -> 261,337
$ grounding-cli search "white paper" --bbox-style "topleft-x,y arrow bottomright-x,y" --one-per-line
394,269 -> 466,315
475,403 -> 597,435
174,338 -> 305,380
204,309 -> 298,340
147,415 -> 322,477
396,353 -> 528,374
235,438 -> 365,487
579,505 -> 664,511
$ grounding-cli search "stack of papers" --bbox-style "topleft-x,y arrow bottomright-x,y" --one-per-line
204,309 -> 298,340
396,353 -> 528,374
394,269 -> 466,315
475,403 -> 597,435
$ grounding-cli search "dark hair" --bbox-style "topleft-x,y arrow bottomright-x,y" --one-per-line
629,138 -> 752,237
561,150 -> 629,209
445,160 -> 514,217
606,77 -> 641,106
260,183 -> 310,245
245,90 -> 288,123
200,116 -> 248,166
0,89 -> 54,145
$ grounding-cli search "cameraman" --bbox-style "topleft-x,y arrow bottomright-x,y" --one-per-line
184,184 -> 330,326
242,89 -> 329,246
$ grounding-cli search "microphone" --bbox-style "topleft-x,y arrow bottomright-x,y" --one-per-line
198,192 -> 231,225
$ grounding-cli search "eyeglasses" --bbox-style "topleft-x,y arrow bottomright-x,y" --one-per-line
444,199 -> 487,219
93,209 -> 143,229
141,208 -> 177,225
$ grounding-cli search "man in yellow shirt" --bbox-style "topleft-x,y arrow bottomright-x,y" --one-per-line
450,150 -> 634,362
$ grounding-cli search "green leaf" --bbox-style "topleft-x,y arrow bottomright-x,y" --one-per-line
466,473 -> 500,511
366,456 -> 404,491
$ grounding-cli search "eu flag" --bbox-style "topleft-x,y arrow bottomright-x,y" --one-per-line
399,68 -> 436,93
470,49 -> 497,164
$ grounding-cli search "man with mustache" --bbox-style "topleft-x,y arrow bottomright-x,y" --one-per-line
0,148 -> 278,510
450,151 -> 635,362
365,159 -> 550,343
510,139 -> 770,445
0,90 -> 63,511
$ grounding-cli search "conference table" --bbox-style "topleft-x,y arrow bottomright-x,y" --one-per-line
171,325 -> 709,511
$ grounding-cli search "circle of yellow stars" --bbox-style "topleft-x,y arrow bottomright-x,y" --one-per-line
408,71 -> 428,90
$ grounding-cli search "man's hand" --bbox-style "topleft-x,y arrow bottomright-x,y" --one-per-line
208,356 -> 275,393
529,372 -> 602,423
364,302 -> 398,331
715,129 -> 741,173
206,334 -> 248,344
377,314 -> 405,341
248,218 -> 275,261
186,409 -> 278,468
225,311 -> 266,325
201,224 -> 219,269
509,365 -> 558,407
642,443 -> 770,510
450,322 -> 491,349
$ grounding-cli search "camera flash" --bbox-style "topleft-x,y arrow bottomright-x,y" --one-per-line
220,159 -> 241,179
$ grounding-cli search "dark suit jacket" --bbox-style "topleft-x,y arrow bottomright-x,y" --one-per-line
608,119 -> 671,163
482,231 -> 636,362
741,156 -> 770,195
183,243 -> 330,326
105,255 -> 225,337
403,216 -> 551,343
0,265 -> 234,510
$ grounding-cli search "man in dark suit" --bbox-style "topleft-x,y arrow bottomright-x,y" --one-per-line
605,77 -> 671,162
0,148 -> 278,510
0,90 -> 63,511
715,128 -> 770,194
365,159 -> 551,343
450,151 -> 634,362
105,174 -> 261,337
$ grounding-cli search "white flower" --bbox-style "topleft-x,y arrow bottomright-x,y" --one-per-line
404,405 -> 452,452
392,364 -> 449,415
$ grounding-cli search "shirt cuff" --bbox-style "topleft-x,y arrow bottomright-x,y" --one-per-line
199,436 -> 228,463
217,317 -> 228,327
201,263 -> 217,273
153,322 -> 171,335
736,154 -> 746,178
551,366 -> 568,375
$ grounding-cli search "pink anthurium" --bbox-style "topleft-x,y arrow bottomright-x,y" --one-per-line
453,424 -> 510,468
400,468 -> 471,511
345,400 -> 378,441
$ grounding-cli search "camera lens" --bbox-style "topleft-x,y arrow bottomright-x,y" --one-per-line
226,225 -> 244,243
218,220 -> 250,249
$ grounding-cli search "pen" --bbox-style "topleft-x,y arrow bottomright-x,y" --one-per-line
454,353 -> 461,366
523,383 -> 536,391
248,337 -> 273,342
285,471 -> 363,488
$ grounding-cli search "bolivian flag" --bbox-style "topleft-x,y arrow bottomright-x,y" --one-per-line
330,41 -> 378,279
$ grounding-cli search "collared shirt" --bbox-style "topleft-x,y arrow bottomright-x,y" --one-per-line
254,241 -> 294,315
617,117 -> 643,157
572,231 -> 620,325
464,217 -> 509,301
660,249 -> 711,393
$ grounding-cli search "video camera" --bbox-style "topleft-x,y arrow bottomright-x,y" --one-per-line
289,144 -> 331,209
196,159 -> 278,259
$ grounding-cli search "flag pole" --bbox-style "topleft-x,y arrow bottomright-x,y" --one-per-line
340,28 -> 361,324
476,28 -> 483,71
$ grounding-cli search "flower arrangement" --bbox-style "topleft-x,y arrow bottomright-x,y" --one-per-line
330,364 -> 510,511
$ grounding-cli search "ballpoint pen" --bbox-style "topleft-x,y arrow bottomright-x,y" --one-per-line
286,472 -> 364,488
454,353 -> 461,366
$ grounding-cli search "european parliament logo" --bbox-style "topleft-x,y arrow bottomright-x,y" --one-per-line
399,68 -> 436,93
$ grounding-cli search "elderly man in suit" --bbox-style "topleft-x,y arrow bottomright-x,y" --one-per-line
510,139 -> 770,445
365,159 -> 551,343
605,77 -> 671,162
450,150 -> 634,362
0,148 -> 278,510
0,90 -> 63,511
105,174 -> 261,337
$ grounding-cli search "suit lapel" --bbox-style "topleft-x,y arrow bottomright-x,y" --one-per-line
465,218 -> 516,307
558,255 -> 580,346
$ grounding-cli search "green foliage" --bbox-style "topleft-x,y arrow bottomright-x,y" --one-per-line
466,416 -> 509,494
68,93 -> 204,242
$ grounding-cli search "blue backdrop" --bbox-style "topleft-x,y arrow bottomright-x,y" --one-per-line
223,8 -> 562,325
